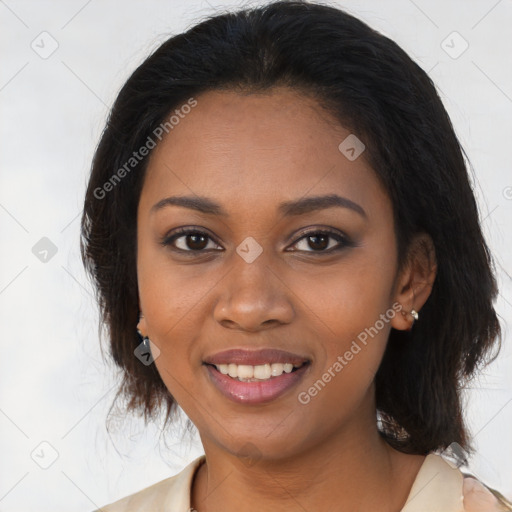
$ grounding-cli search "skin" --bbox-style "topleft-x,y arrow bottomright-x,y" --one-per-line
136,87 -> 437,512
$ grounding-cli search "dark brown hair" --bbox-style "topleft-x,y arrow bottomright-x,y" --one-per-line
80,0 -> 502,457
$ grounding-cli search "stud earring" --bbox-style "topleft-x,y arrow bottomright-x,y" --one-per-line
400,307 -> 419,322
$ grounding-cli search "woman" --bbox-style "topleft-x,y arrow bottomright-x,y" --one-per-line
81,1 -> 511,510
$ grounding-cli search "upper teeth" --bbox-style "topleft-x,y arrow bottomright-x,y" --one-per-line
214,362 -> 304,381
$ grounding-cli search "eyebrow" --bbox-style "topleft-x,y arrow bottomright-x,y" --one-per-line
151,194 -> 367,219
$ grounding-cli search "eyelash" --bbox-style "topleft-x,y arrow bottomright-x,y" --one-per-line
160,227 -> 353,255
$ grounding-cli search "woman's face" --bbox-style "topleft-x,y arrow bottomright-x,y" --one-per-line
137,87 -> 411,461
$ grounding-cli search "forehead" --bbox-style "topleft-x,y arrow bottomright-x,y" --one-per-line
140,87 -> 388,218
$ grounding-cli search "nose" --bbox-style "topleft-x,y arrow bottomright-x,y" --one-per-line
213,251 -> 295,332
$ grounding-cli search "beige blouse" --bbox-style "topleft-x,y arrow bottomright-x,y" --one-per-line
96,453 -> 511,511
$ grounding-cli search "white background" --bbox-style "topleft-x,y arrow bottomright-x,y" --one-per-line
0,0 -> 511,510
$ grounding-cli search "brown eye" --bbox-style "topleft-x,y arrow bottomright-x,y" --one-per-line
289,229 -> 351,253
161,228 -> 222,253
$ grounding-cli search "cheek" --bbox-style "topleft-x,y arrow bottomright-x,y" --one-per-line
293,242 -> 396,342
136,238 -> 205,392
295,285 -> 393,429
294,246 -> 396,401
136,235 -> 214,338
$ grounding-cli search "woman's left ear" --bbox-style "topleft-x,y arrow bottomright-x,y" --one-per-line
391,232 -> 437,331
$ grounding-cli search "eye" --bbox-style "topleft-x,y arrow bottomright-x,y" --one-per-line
288,228 -> 351,253
161,227 -> 352,255
161,227 -> 222,253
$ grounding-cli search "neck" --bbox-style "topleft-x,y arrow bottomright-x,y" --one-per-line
191,416 -> 425,512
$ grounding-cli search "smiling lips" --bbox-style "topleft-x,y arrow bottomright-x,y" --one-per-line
203,348 -> 311,404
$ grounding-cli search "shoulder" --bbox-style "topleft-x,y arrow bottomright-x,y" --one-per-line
462,474 -> 512,512
401,453 -> 511,512
92,455 -> 205,512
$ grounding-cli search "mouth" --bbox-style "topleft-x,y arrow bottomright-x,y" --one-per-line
203,348 -> 311,404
